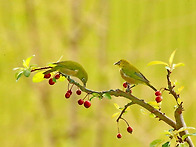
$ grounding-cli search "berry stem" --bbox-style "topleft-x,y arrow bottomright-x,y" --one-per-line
120,117 -> 130,127
116,102 -> 134,123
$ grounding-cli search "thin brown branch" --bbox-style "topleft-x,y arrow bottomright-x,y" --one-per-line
116,102 -> 134,123
65,74 -> 177,129
166,69 -> 194,146
31,66 -> 52,72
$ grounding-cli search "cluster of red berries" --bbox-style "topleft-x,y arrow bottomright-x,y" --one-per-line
117,126 -> 133,139
44,73 -> 92,108
155,90 -> 163,103
44,73 -> 60,85
123,82 -> 132,94
65,88 -> 91,108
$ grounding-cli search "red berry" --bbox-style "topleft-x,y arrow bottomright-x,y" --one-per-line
155,96 -> 163,103
65,92 -> 71,98
155,90 -> 162,96
84,100 -> 91,108
78,99 -> 84,105
55,74 -> 60,79
49,78 -> 55,85
44,73 -> 51,79
123,82 -> 128,88
67,90 -> 72,95
117,133 -> 122,139
127,126 -> 133,134
76,89 -> 82,95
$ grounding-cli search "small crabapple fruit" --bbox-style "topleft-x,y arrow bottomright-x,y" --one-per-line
55,74 -> 60,79
44,73 -> 51,79
127,126 -> 133,134
155,96 -> 163,103
49,78 -> 55,85
123,82 -> 128,88
155,90 -> 162,96
84,100 -> 91,108
78,99 -> 84,105
67,90 -> 72,95
76,89 -> 82,95
65,92 -> 71,98
117,133 -> 122,139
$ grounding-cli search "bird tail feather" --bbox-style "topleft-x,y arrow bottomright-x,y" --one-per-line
146,83 -> 157,91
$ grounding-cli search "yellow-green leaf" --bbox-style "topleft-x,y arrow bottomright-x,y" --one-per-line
114,103 -> 120,109
23,55 -> 35,68
58,76 -> 66,81
150,139 -> 163,147
182,133 -> 196,141
32,71 -> 45,83
112,112 -> 120,118
176,127 -> 196,134
15,70 -> 23,82
149,113 -> 156,118
148,101 -> 160,109
169,50 -> 176,66
178,142 -> 189,147
147,61 -> 168,66
25,55 -> 35,67
177,86 -> 184,93
177,98 -> 182,105
173,63 -> 185,68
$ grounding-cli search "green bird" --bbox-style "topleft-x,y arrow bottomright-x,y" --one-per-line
114,59 -> 157,91
43,61 -> 88,86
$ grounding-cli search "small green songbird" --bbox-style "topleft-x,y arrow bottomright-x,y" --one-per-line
43,61 -> 88,87
114,59 -> 157,91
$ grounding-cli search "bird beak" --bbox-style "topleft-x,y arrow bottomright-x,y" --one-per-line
114,61 -> 121,65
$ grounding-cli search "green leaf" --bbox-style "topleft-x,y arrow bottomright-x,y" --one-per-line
182,133 -> 196,141
148,61 -> 168,66
15,71 -> 23,82
23,69 -> 31,77
92,93 -> 100,97
162,141 -> 170,147
173,63 -> 185,68
150,139 -> 163,147
103,93 -> 112,99
32,71 -> 45,83
178,142 -> 189,147
169,50 -> 176,66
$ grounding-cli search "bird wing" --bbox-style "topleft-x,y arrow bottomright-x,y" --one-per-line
59,68 -> 78,76
121,68 -> 149,84
134,72 -> 149,83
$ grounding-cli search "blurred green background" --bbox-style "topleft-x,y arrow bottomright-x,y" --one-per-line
0,0 -> 196,146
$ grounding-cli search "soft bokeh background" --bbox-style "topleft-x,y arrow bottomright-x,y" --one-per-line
0,0 -> 196,146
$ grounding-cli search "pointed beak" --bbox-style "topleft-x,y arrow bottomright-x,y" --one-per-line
114,61 -> 121,65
